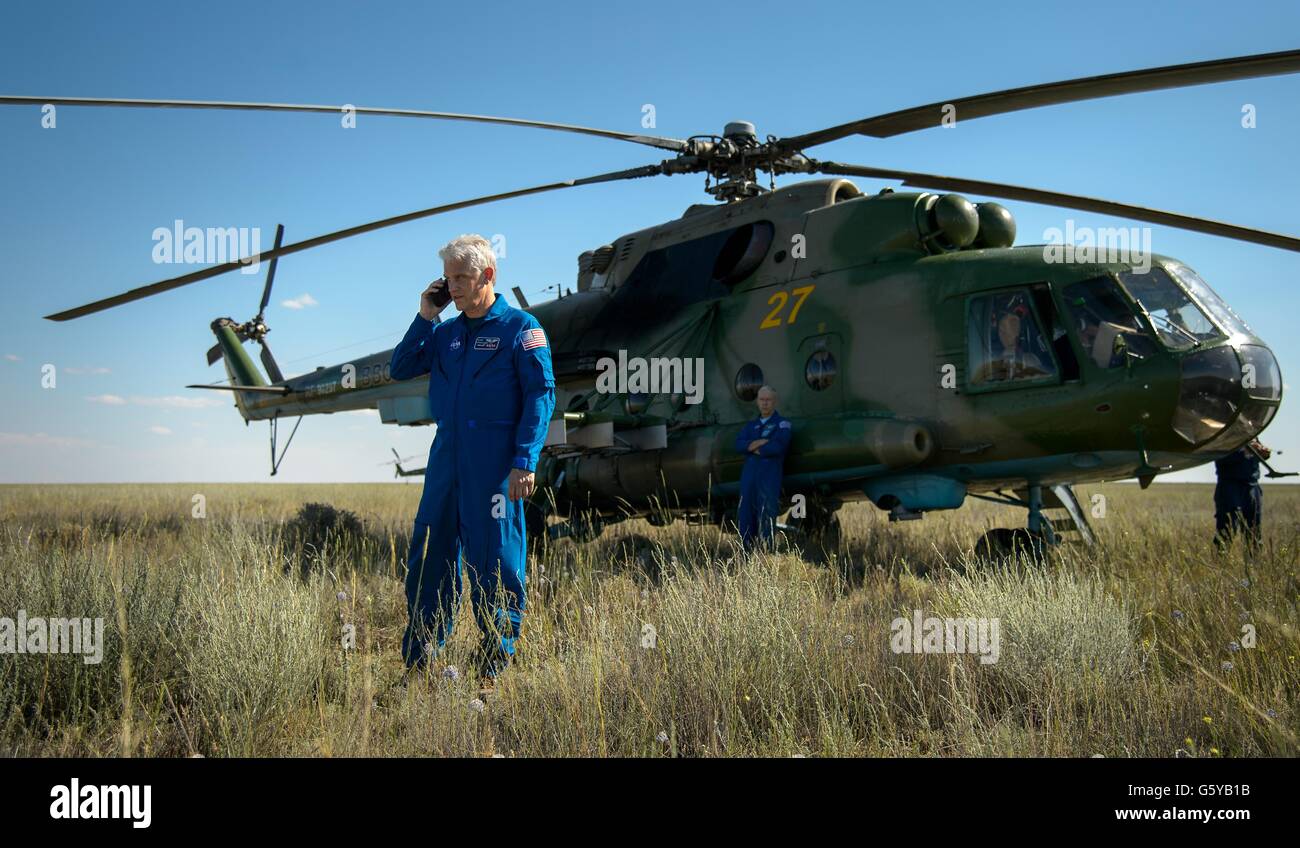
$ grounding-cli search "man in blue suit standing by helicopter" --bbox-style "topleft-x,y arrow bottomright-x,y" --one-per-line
390,234 -> 555,683
734,385 -> 792,550
1213,438 -> 1271,553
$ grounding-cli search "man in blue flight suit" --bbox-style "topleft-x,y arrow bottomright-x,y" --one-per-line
389,234 -> 555,681
733,385 -> 792,550
1213,439 -> 1270,552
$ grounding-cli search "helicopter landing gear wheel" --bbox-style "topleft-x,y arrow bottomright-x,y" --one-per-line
973,527 -> 1047,565
805,514 -> 842,563
524,496 -> 550,556
785,499 -> 842,563
568,511 -> 605,545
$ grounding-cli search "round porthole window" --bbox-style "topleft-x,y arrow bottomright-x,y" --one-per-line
624,392 -> 650,415
734,363 -> 764,401
805,350 -> 837,391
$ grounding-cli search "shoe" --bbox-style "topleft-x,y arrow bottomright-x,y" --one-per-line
471,643 -> 512,681
394,662 -> 430,690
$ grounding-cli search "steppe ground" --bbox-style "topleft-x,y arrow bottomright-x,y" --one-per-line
1,481 -> 1297,757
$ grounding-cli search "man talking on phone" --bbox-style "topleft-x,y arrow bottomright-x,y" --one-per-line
389,234 -> 555,683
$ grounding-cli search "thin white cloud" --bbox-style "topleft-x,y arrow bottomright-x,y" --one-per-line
281,293 -> 319,310
131,395 -> 224,409
148,425 -> 172,436
63,366 -> 112,375
0,431 -> 96,448
4,354 -> 19,361
86,394 -> 221,409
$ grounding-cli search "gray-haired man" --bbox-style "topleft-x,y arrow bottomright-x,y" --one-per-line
390,234 -> 556,679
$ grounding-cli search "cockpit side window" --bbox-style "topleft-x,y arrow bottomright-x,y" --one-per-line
1117,267 -> 1223,350
1061,276 -> 1158,369
1164,262 -> 1252,337
967,289 -> 1058,388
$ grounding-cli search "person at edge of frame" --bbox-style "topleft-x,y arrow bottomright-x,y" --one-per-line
1213,438 -> 1270,553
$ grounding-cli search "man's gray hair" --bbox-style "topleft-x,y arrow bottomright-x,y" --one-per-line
757,385 -> 777,397
438,234 -> 497,274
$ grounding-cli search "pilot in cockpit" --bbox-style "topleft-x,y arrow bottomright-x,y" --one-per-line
973,299 -> 1048,383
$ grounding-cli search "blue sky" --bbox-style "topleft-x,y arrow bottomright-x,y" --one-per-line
1,0 -> 1297,484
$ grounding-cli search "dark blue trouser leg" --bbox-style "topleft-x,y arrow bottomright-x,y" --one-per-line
402,517 -> 461,669
738,455 -> 783,551
737,488 -> 757,548
465,557 -> 525,677
1215,482 -> 1263,551
1242,484 -> 1262,547
755,486 -> 779,548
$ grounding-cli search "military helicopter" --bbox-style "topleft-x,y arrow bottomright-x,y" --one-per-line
8,47 -> 1299,558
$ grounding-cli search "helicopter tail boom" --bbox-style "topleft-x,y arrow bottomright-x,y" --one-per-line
208,317 -> 269,420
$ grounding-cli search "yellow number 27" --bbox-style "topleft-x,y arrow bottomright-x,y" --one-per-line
760,285 -> 816,329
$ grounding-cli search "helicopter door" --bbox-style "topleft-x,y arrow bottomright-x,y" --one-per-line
797,333 -> 843,414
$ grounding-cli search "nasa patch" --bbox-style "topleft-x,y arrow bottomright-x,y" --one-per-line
449,337 -> 462,351
474,336 -> 501,351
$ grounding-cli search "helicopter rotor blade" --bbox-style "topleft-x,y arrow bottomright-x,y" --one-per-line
780,48 -> 1300,149
43,163 -> 665,321
0,95 -> 689,153
259,341 -> 285,384
0,96 -> 691,154
258,223 -> 285,317
810,160 -> 1300,253
378,449 -> 419,467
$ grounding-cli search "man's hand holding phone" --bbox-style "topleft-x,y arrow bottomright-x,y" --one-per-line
420,277 -> 451,321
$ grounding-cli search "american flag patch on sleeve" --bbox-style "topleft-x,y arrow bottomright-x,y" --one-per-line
521,327 -> 548,350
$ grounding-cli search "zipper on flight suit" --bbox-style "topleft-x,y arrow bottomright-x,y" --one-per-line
450,314 -> 502,540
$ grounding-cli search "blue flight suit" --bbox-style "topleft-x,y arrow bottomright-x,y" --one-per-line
1214,446 -> 1262,550
733,411 -> 792,548
390,293 -> 555,674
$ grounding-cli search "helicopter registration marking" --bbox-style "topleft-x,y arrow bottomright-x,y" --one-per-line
760,285 -> 816,329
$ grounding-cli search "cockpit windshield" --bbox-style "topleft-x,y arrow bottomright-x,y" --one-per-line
1163,262 -> 1253,338
1060,276 -> 1158,369
1117,267 -> 1223,350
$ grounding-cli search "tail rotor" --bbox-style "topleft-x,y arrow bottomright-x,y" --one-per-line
206,223 -> 286,383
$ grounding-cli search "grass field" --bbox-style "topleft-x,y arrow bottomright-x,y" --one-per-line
1,481 -> 1297,757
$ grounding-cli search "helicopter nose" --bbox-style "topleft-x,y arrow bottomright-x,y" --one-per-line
1237,343 -> 1283,434
1173,343 -> 1281,449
